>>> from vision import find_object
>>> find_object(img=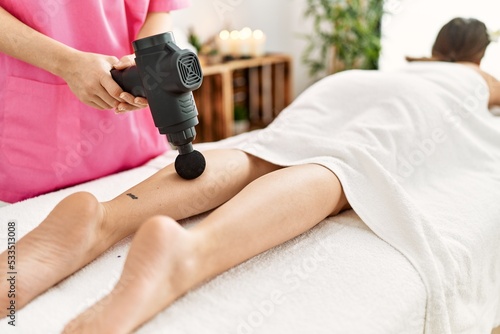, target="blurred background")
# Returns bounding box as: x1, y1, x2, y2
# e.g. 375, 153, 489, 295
172, 0, 500, 96
169, 0, 500, 142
